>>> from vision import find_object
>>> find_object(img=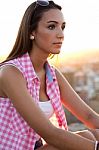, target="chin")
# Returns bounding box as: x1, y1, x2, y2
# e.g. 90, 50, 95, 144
52, 49, 61, 54
54, 50, 61, 54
